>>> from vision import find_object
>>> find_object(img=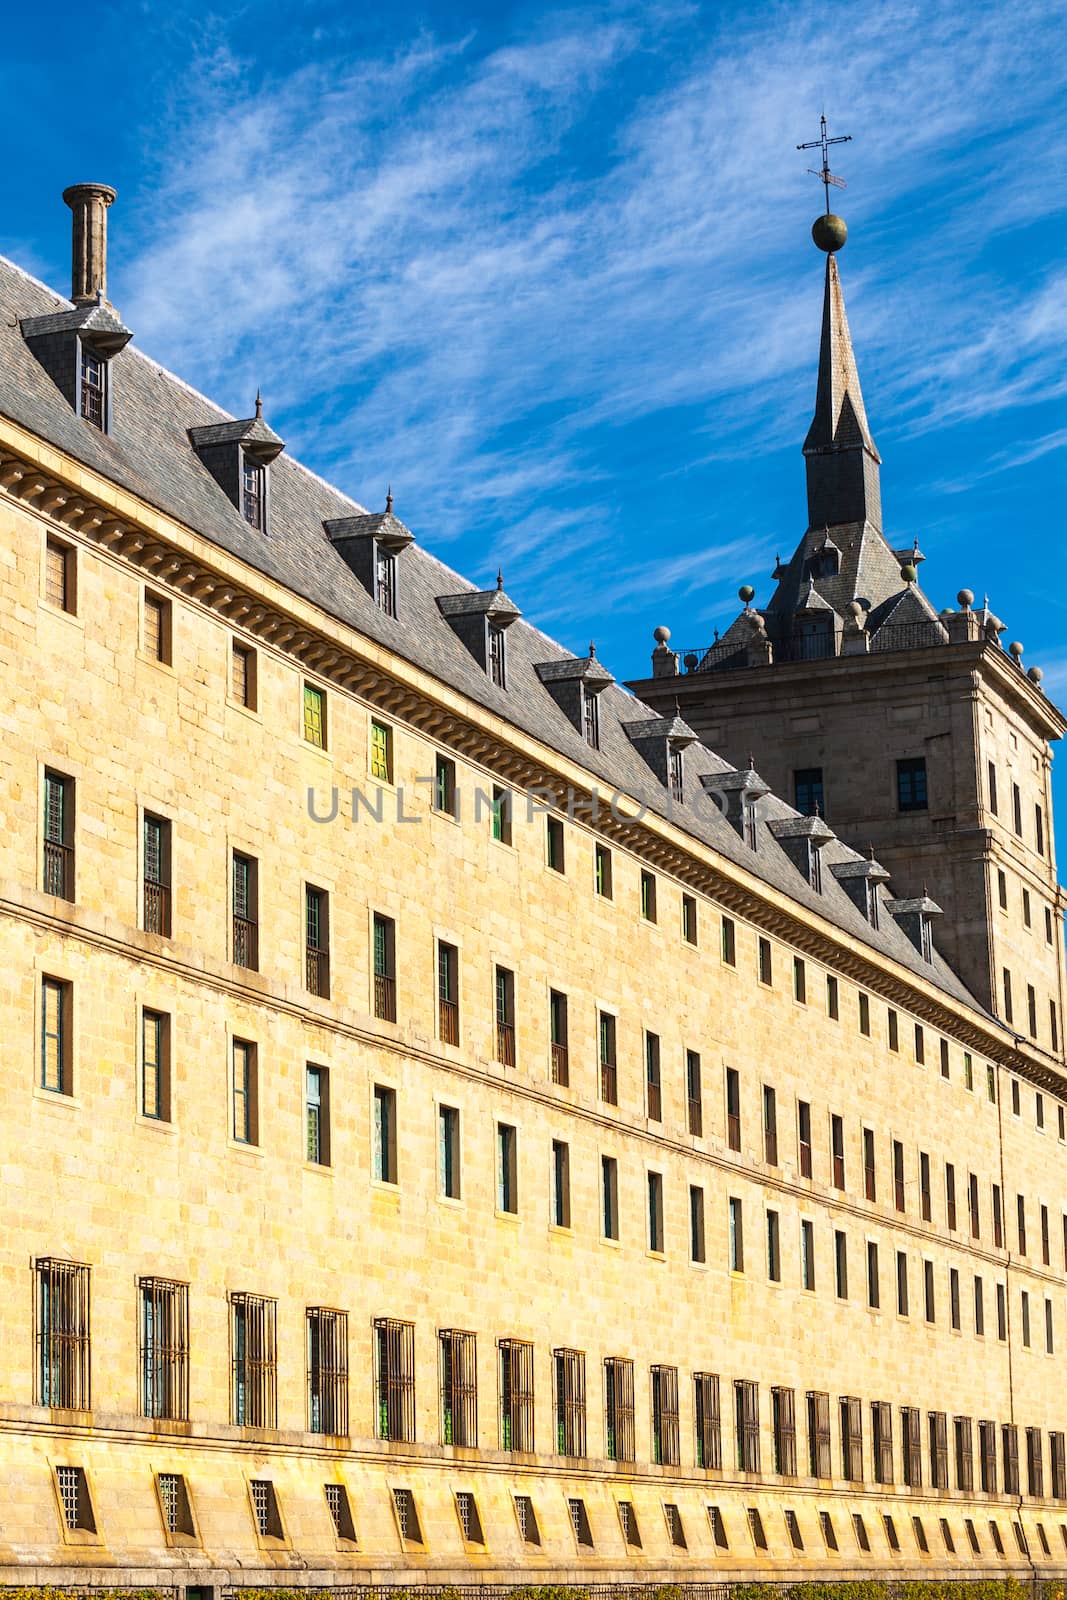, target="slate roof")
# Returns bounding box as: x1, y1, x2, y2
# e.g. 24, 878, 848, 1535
0, 251, 985, 1015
